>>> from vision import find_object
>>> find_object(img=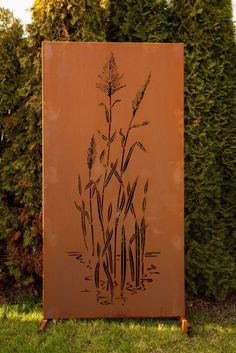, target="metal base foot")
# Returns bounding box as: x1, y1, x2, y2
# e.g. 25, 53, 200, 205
38, 319, 50, 332
179, 317, 191, 336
